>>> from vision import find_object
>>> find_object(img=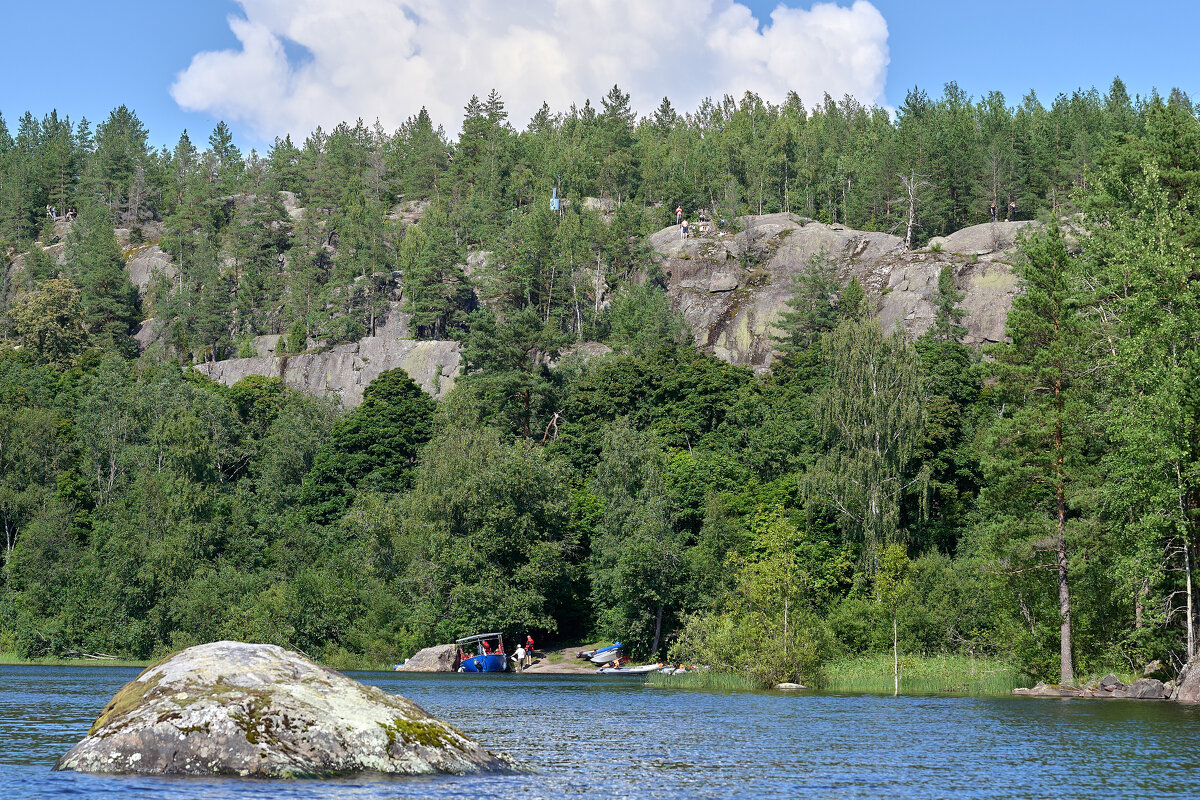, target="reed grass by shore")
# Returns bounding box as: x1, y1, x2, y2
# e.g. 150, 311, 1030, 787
645, 671, 760, 691
824, 653, 1025, 696
648, 653, 1025, 696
